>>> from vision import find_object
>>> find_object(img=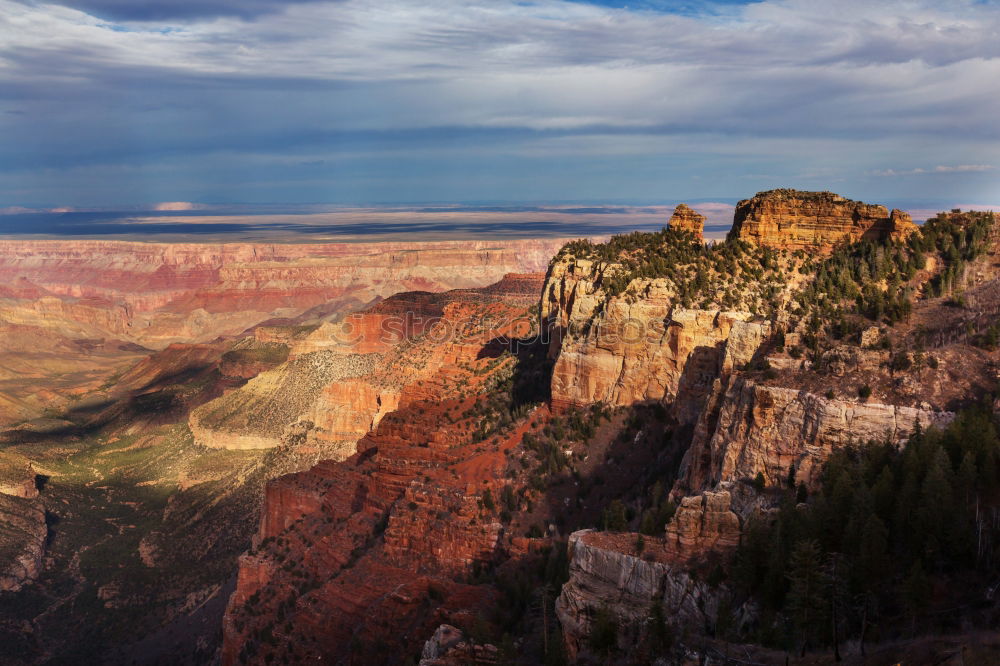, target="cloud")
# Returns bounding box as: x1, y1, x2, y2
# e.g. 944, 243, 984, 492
48, 0, 338, 22
1, 0, 999, 205
873, 164, 996, 176
153, 201, 202, 211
